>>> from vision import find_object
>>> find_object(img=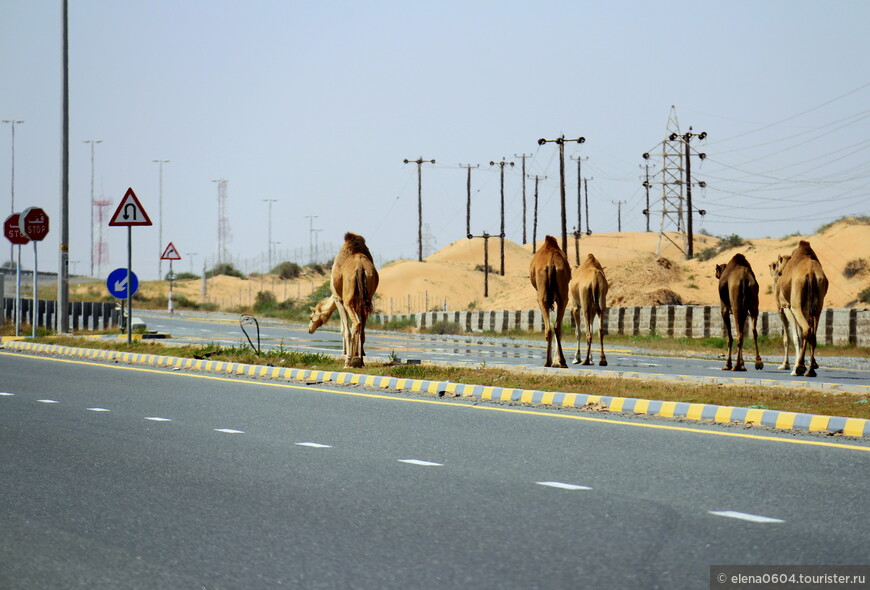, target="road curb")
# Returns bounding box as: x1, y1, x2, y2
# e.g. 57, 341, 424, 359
5, 340, 868, 439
